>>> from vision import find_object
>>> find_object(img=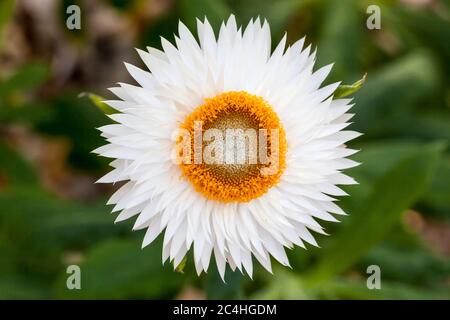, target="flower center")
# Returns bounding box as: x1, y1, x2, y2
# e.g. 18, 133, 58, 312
177, 91, 287, 203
